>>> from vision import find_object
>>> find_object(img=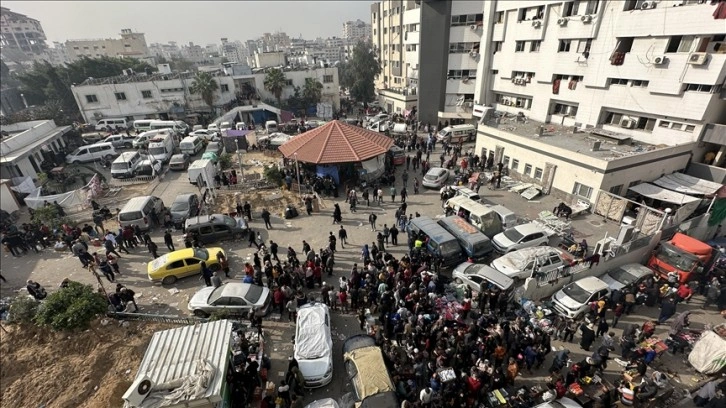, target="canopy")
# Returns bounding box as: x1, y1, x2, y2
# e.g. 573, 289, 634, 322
652, 173, 723, 196
343, 346, 394, 401
628, 183, 701, 205
688, 329, 726, 374
278, 120, 394, 164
